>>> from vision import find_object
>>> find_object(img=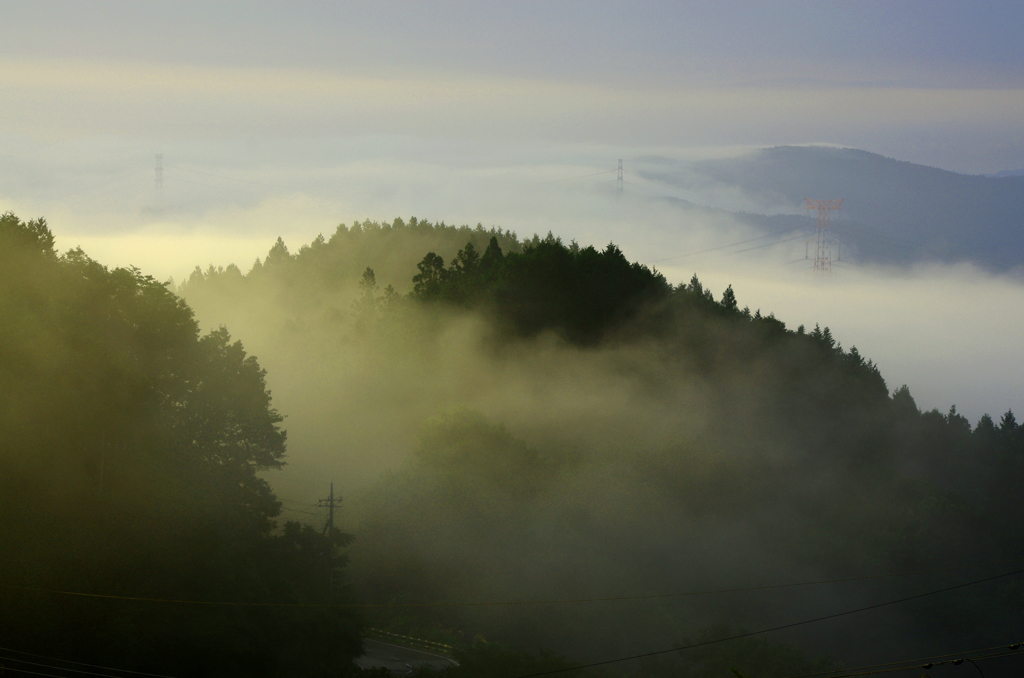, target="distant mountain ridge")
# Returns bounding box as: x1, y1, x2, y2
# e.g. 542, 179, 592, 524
983, 168, 1024, 178
641, 146, 1024, 271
